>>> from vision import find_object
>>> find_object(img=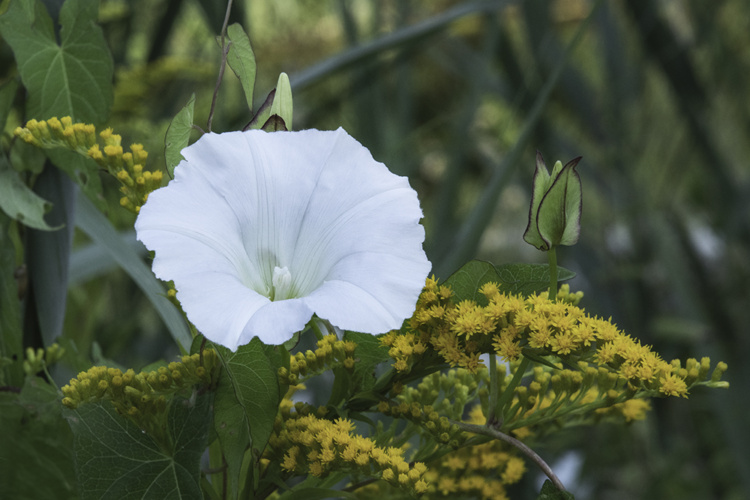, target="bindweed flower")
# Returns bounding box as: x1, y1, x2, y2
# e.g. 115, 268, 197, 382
523, 152, 582, 251
135, 128, 431, 350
